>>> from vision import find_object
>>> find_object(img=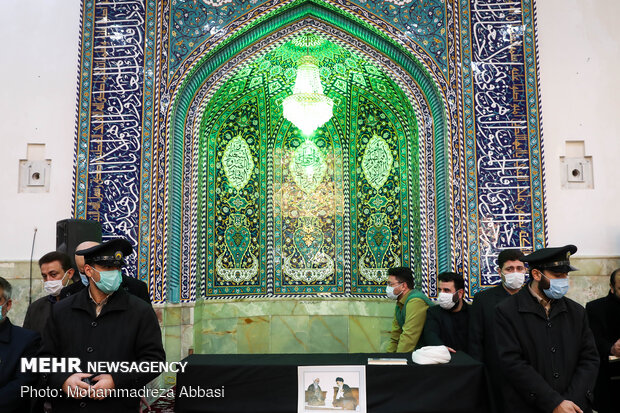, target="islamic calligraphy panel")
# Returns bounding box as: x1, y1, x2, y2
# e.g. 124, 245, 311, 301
466, 0, 543, 290
74, 0, 147, 281
222, 135, 254, 191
